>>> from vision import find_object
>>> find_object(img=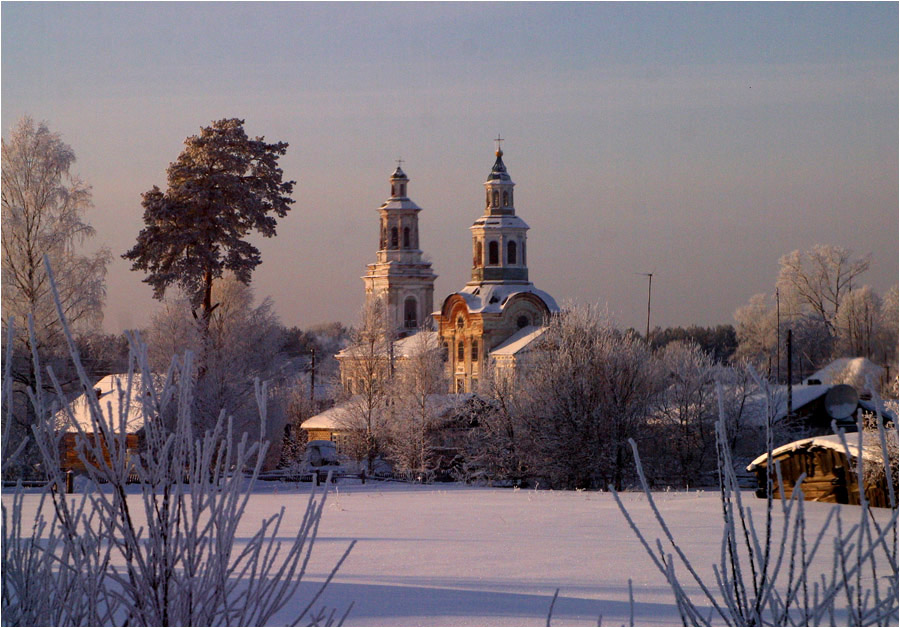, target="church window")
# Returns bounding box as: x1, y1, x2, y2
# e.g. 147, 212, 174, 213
457, 341, 465, 362
456, 316, 465, 330
522, 241, 526, 264
391, 227, 399, 248
403, 227, 411, 248
442, 342, 449, 361
502, 191, 509, 206
486, 191, 491, 208
474, 240, 482, 266
492, 190, 499, 207
404, 297, 417, 329
509, 190, 513, 206
507, 240, 517, 265
400, 183, 406, 196
456, 378, 465, 394
517, 315, 530, 329
380, 226, 386, 250
391, 184, 396, 197
471, 339, 478, 362
488, 241, 499, 265
346, 379, 353, 394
